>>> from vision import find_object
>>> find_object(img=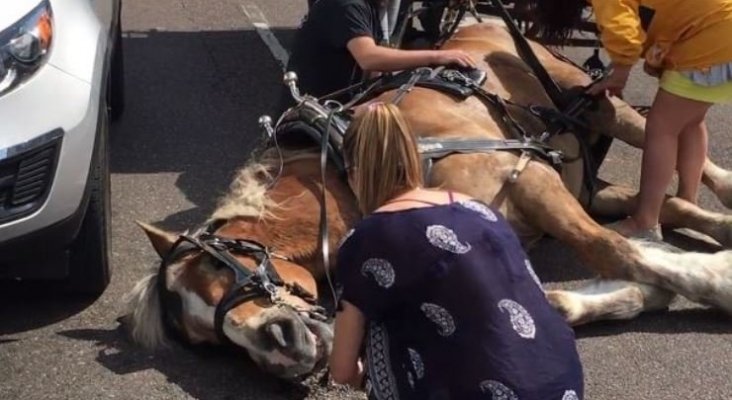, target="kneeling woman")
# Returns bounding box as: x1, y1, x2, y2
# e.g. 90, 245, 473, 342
329, 103, 584, 399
